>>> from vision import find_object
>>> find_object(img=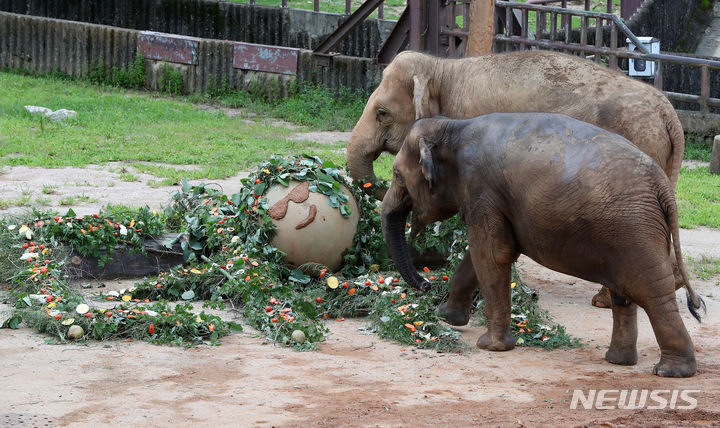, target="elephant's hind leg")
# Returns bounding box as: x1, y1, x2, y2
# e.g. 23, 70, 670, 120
644, 292, 697, 377
631, 271, 697, 377
605, 291, 638, 366
437, 256, 478, 326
